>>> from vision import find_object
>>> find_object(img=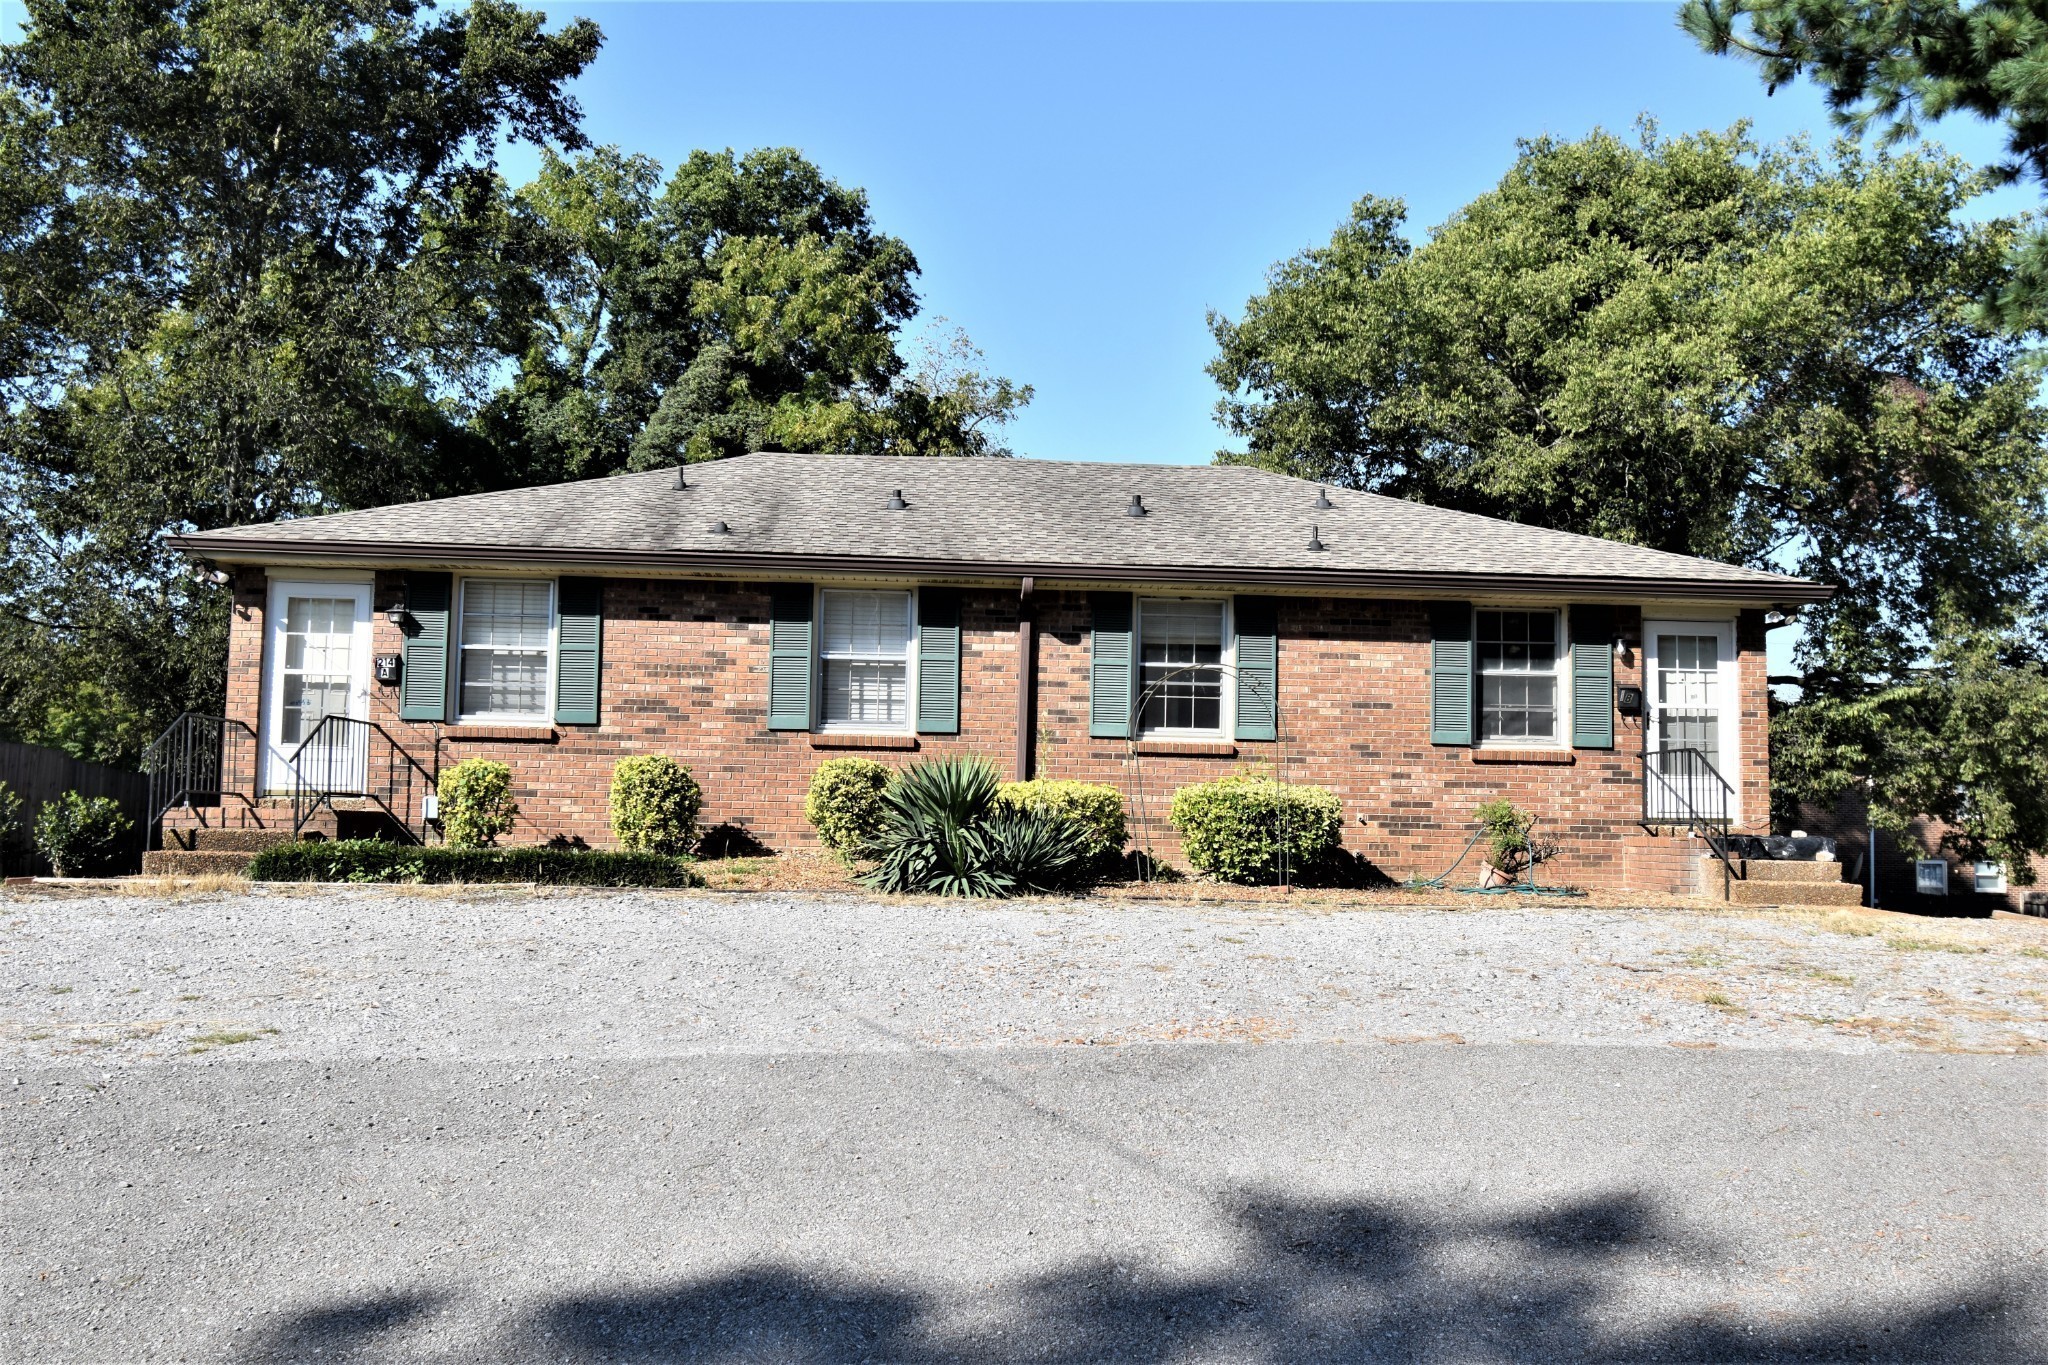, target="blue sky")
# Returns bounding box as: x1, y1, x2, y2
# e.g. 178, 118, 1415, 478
506, 1, 2028, 466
